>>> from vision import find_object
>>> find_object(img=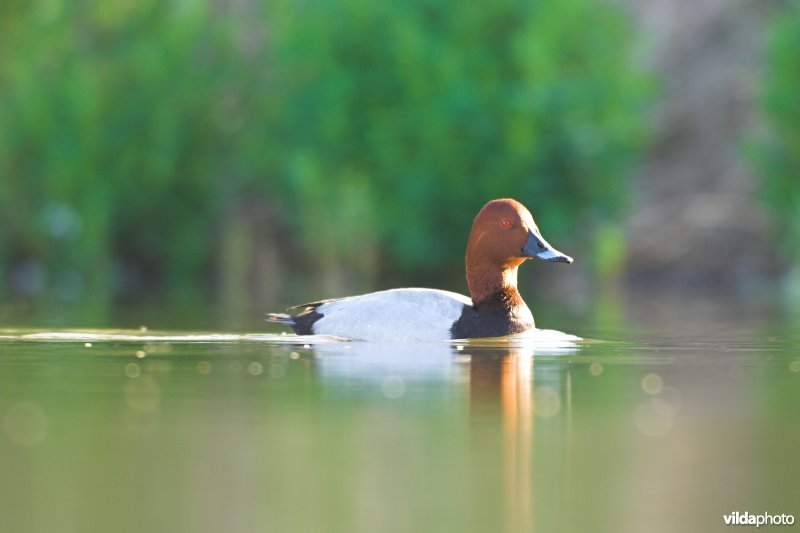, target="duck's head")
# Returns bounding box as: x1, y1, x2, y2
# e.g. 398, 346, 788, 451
466, 198, 573, 270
